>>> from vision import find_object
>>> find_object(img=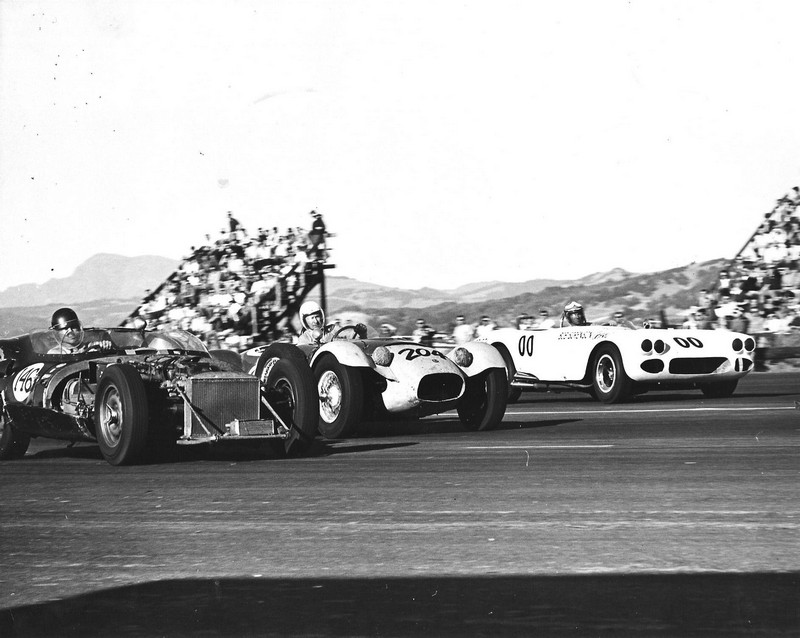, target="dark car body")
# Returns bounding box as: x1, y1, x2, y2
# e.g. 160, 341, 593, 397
0, 327, 317, 465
